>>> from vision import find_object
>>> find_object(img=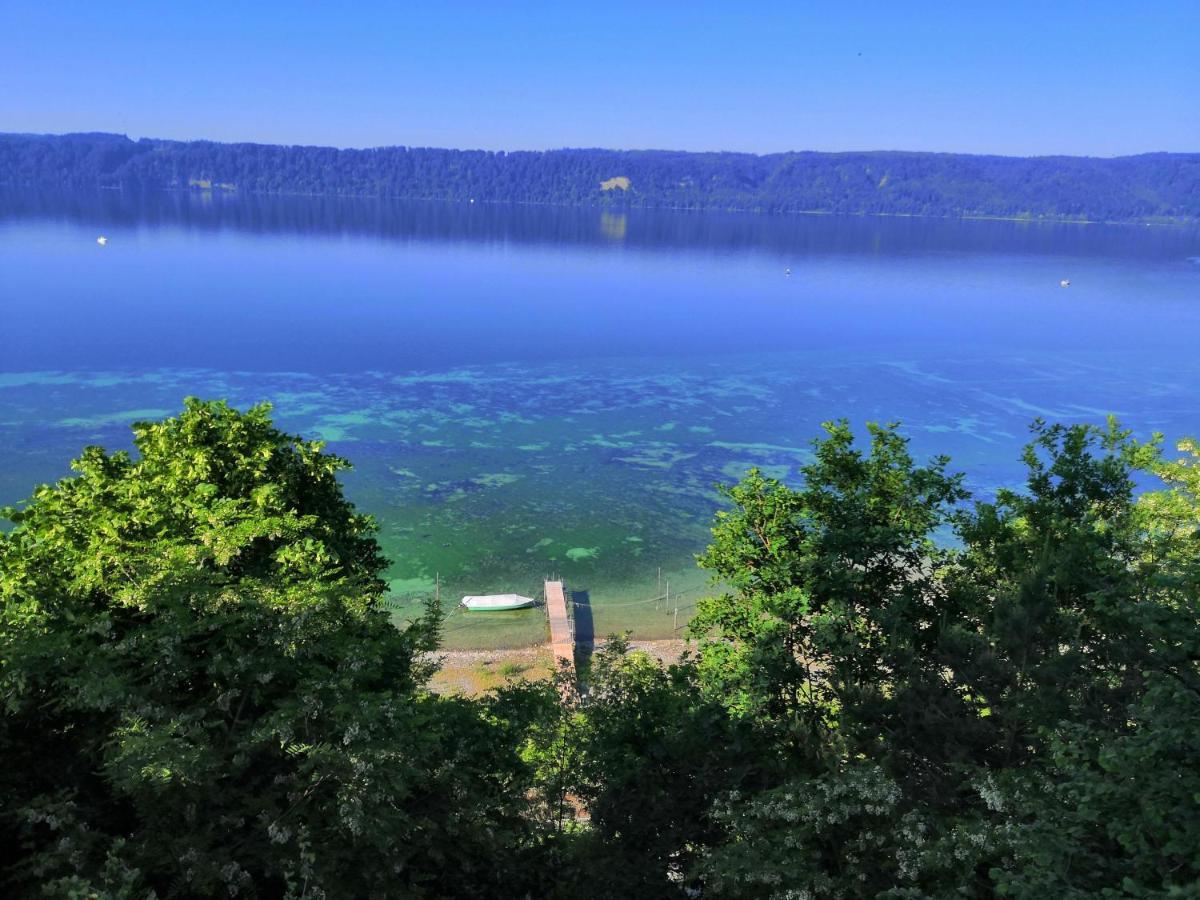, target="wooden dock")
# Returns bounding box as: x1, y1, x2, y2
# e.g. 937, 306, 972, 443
544, 580, 574, 673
